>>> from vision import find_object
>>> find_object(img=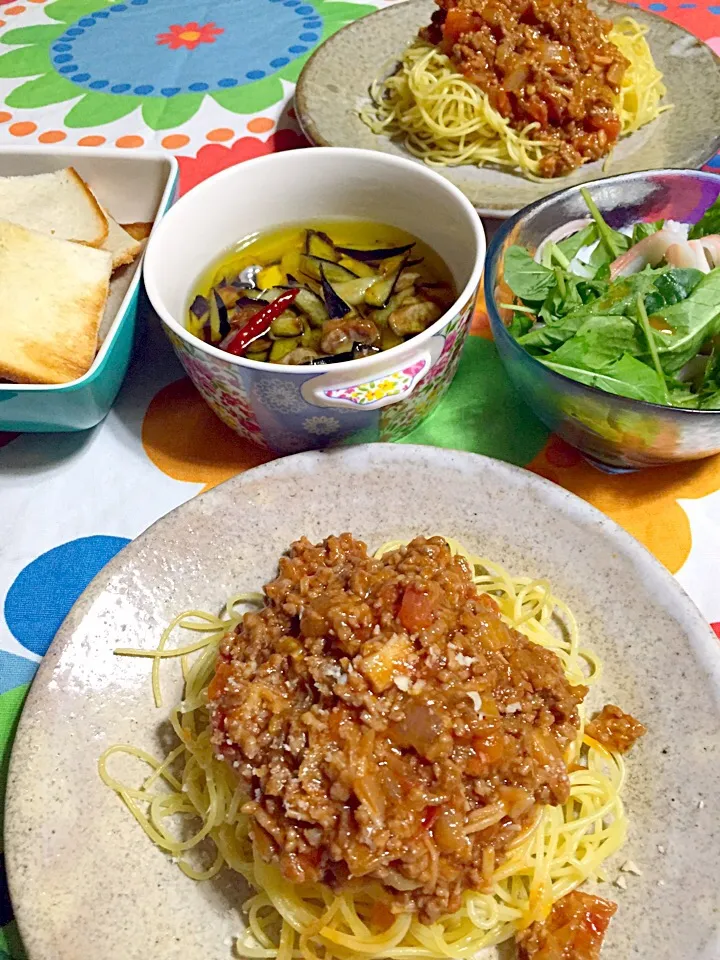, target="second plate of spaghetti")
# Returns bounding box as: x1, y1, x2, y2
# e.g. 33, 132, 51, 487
5, 445, 720, 960
295, 0, 720, 215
